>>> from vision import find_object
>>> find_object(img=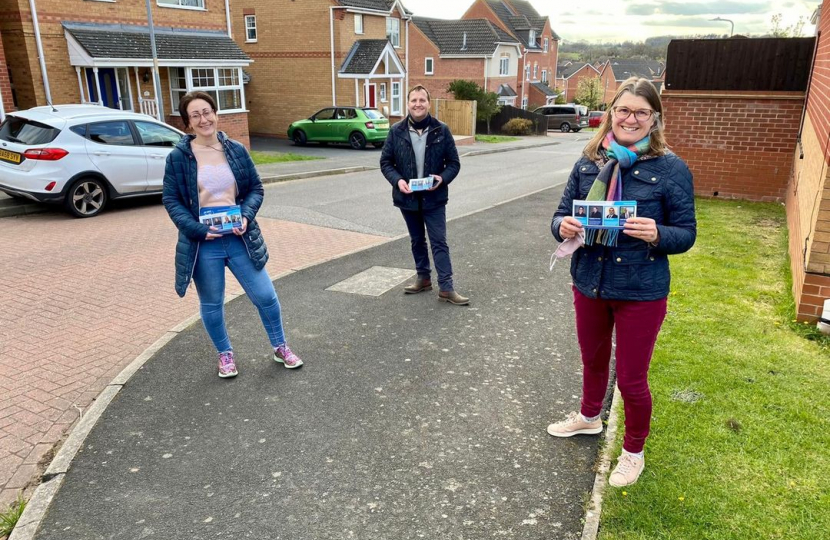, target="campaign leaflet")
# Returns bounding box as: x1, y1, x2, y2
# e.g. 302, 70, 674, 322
408, 177, 434, 191
199, 205, 243, 235
573, 200, 637, 229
